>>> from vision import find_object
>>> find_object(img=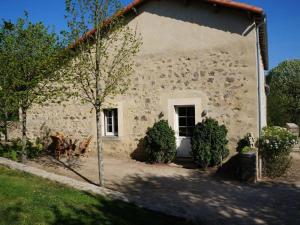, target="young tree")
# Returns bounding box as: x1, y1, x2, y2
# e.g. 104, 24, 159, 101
0, 73, 18, 142
0, 15, 66, 161
267, 60, 300, 127
64, 0, 141, 186
0, 21, 20, 142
